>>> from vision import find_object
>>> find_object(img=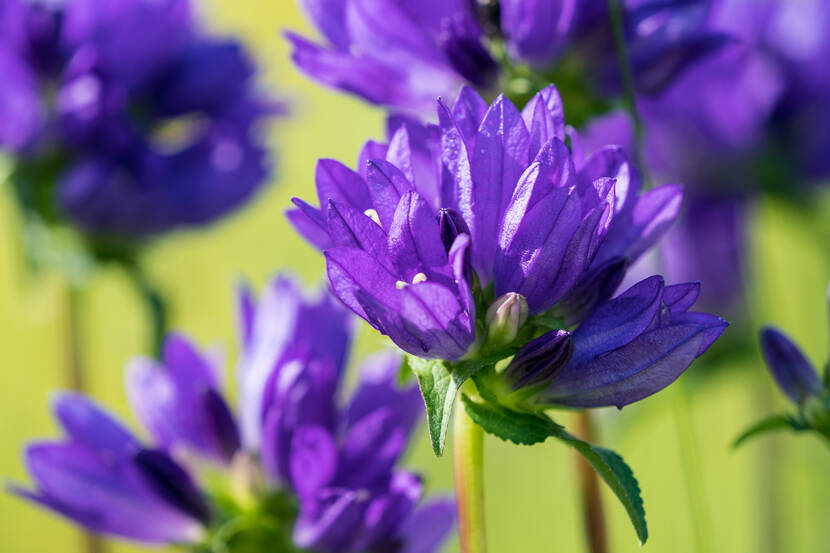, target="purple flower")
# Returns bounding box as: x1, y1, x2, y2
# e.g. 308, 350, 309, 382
127, 333, 241, 465
760, 327, 823, 405
9, 393, 209, 544
568, 0, 732, 95
286, 0, 728, 112
13, 275, 455, 553
0, 0, 276, 238
236, 276, 456, 553
290, 85, 686, 359
594, 0, 830, 312
535, 276, 728, 407
286, 0, 495, 114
